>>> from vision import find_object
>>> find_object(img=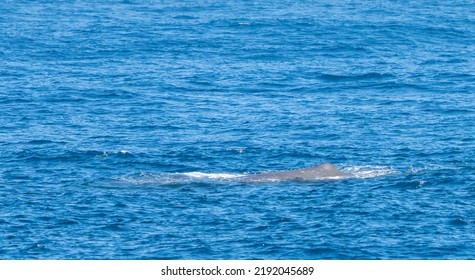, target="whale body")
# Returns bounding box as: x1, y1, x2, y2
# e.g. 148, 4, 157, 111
244, 163, 350, 181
